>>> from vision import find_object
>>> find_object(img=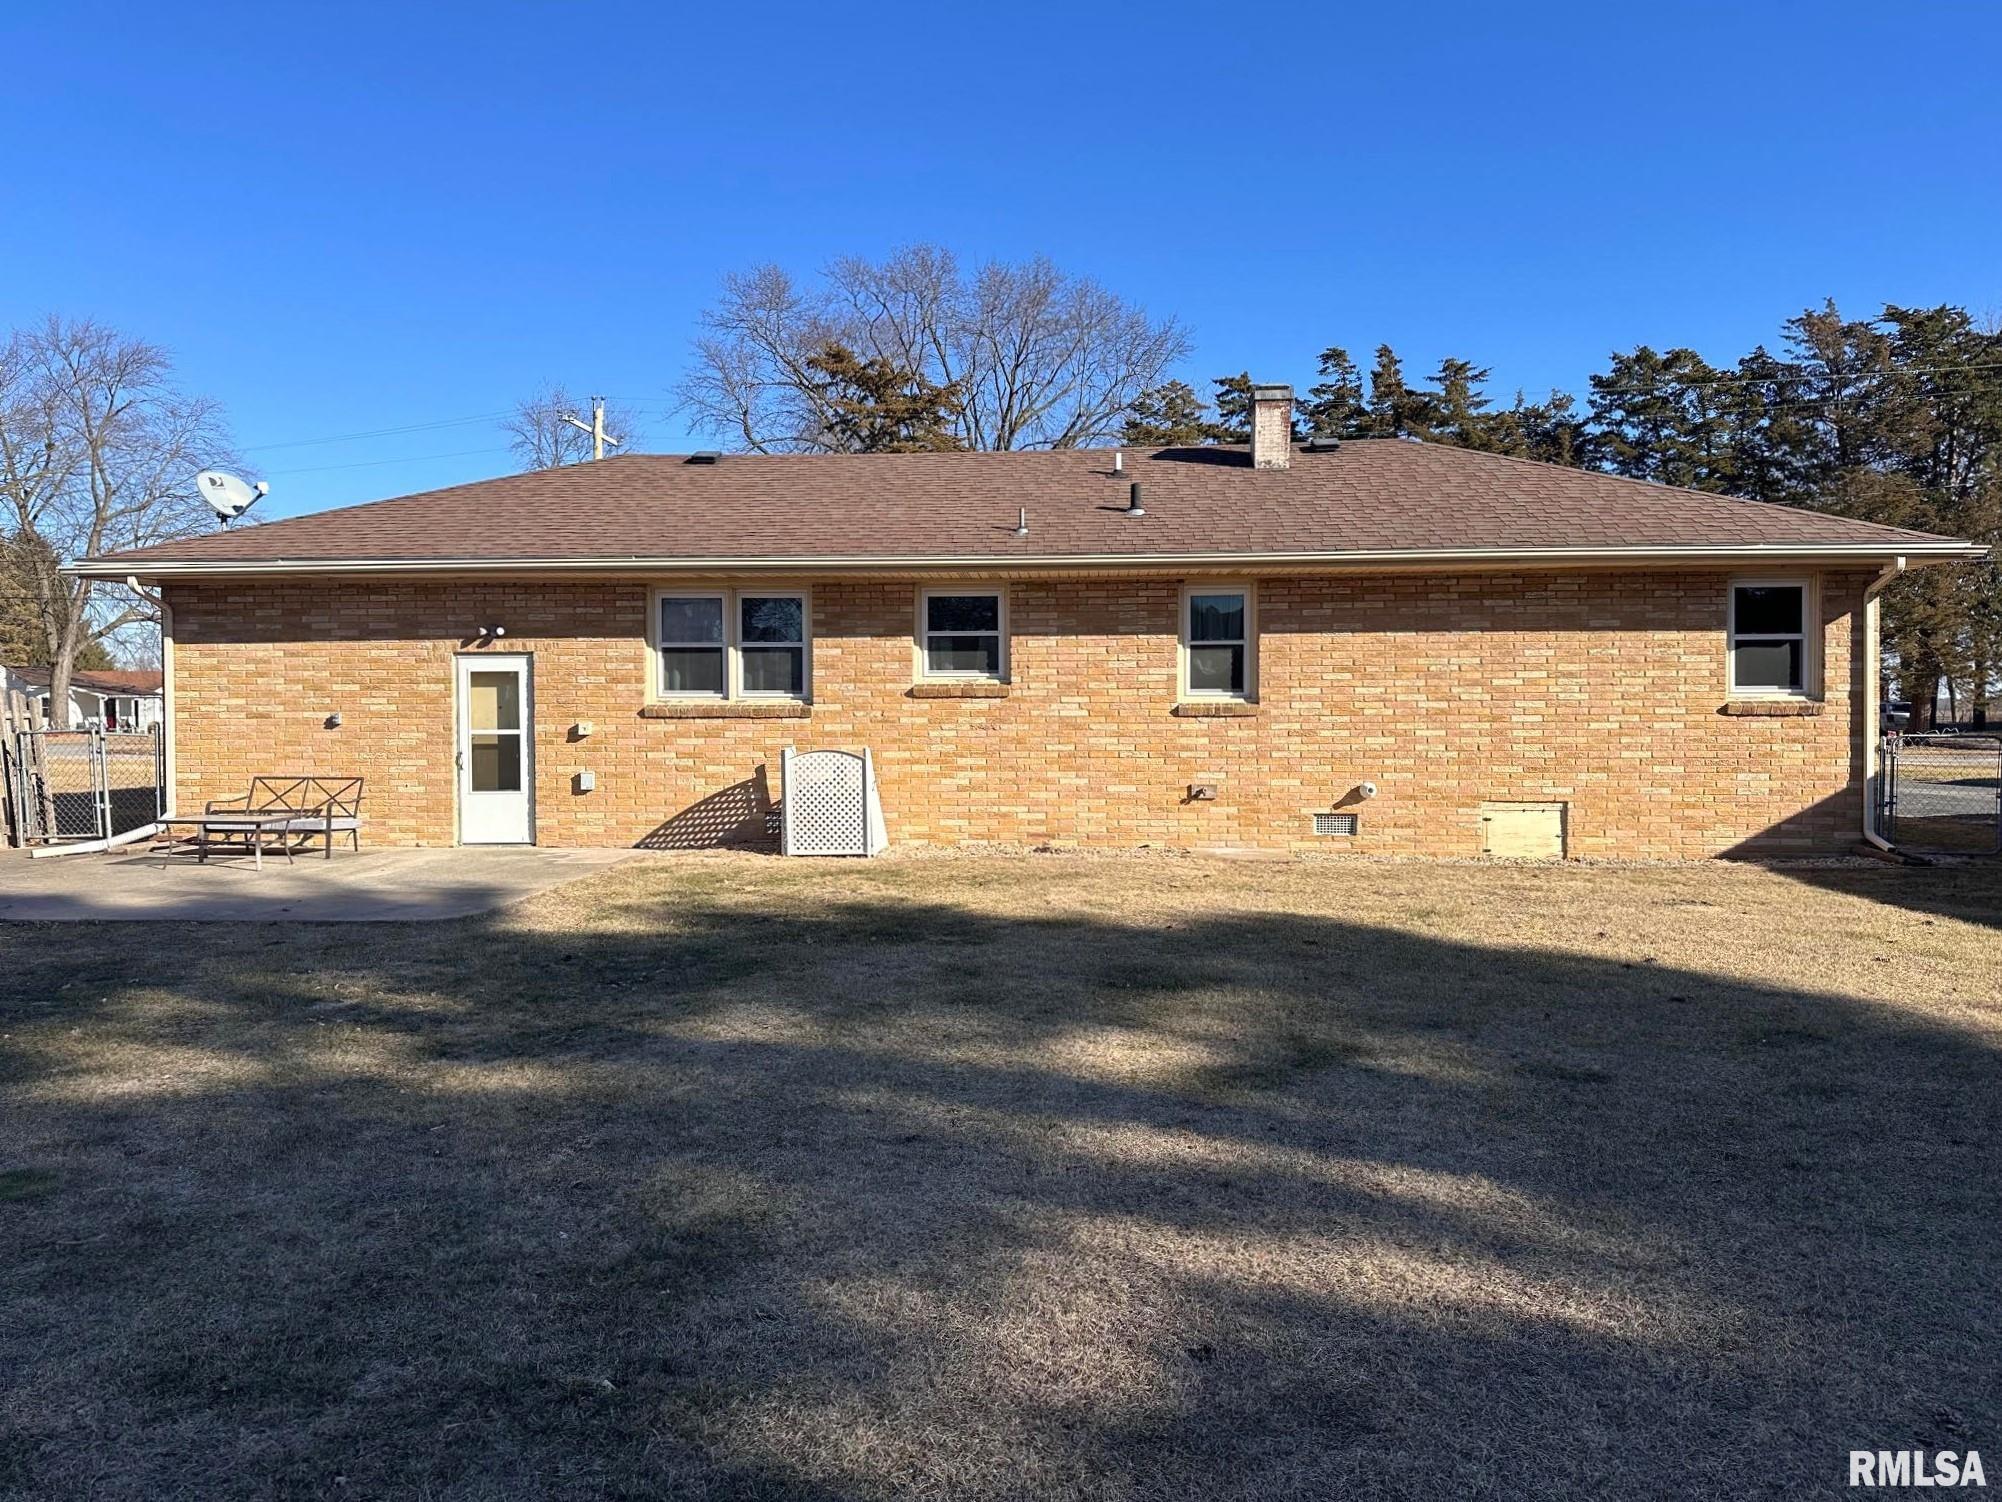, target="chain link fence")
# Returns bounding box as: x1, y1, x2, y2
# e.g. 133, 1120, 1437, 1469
1880, 733, 2002, 855
4, 729, 165, 846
